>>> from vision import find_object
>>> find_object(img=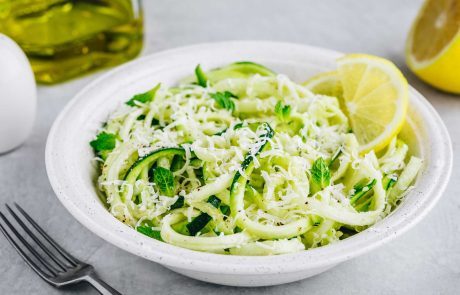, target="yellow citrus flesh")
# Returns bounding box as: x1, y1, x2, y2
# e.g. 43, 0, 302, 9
303, 71, 343, 98
406, 0, 460, 93
337, 54, 409, 153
